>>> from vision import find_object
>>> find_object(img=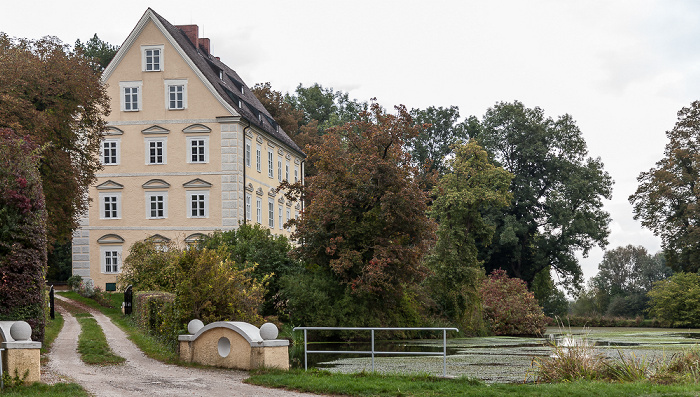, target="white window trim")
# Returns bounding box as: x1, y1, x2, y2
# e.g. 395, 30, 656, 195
145, 137, 168, 165
278, 159, 282, 182
101, 138, 121, 165
294, 165, 299, 183
256, 197, 262, 224
256, 144, 262, 173
145, 191, 168, 219
245, 139, 251, 168
142, 45, 164, 72
164, 79, 188, 110
268, 199, 274, 228
268, 150, 274, 178
285, 161, 290, 182
278, 205, 283, 229
99, 192, 122, 220
101, 246, 122, 274
119, 81, 142, 112
187, 190, 209, 218
245, 193, 252, 221
186, 136, 209, 164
